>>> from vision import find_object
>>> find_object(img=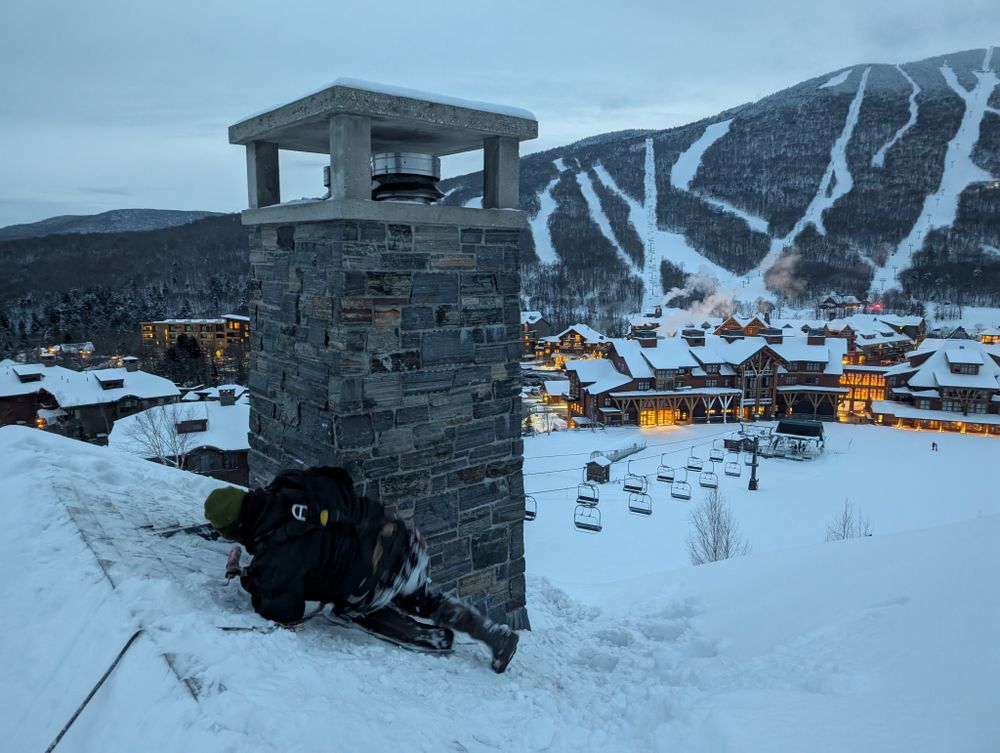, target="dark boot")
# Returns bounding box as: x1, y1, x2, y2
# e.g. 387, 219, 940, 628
430, 595, 519, 673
